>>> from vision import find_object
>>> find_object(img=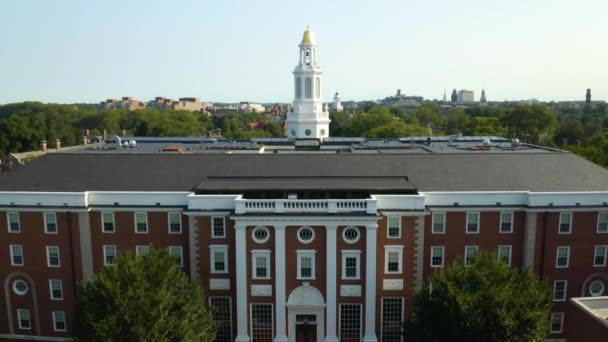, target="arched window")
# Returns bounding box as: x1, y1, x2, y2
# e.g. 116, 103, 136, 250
295, 77, 302, 99
315, 77, 320, 99
305, 77, 312, 98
